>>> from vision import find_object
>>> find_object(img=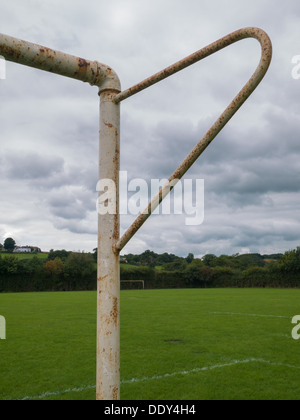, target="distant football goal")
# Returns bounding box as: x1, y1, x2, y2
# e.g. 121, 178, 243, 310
120, 280, 145, 290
